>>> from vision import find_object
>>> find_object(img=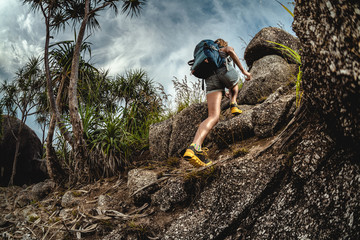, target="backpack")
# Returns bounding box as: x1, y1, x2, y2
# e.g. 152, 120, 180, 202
188, 39, 226, 79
